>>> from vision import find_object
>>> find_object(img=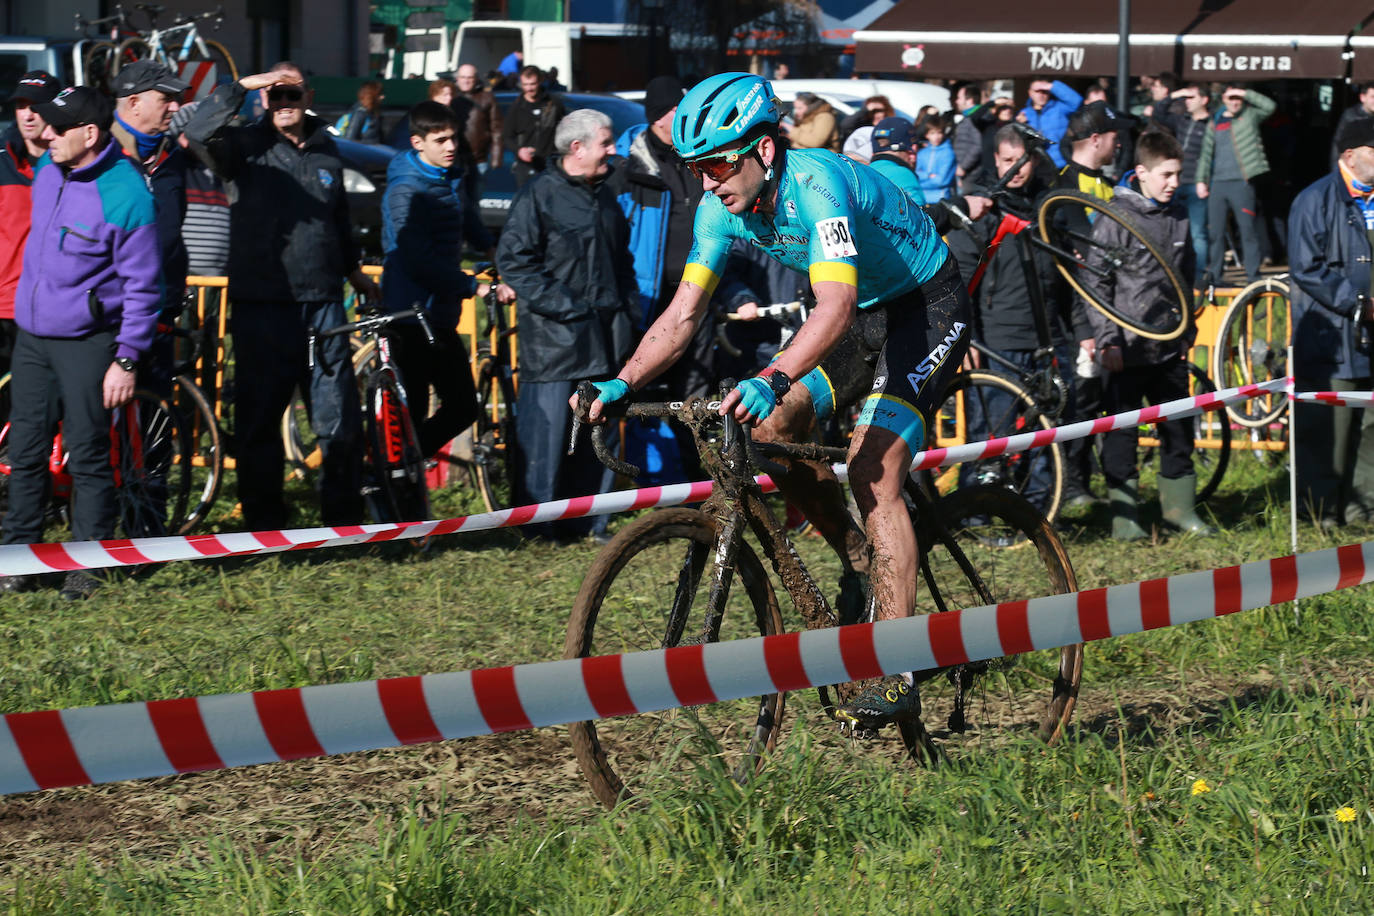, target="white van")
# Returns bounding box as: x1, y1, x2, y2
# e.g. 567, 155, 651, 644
450, 21, 664, 92
775, 78, 951, 119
